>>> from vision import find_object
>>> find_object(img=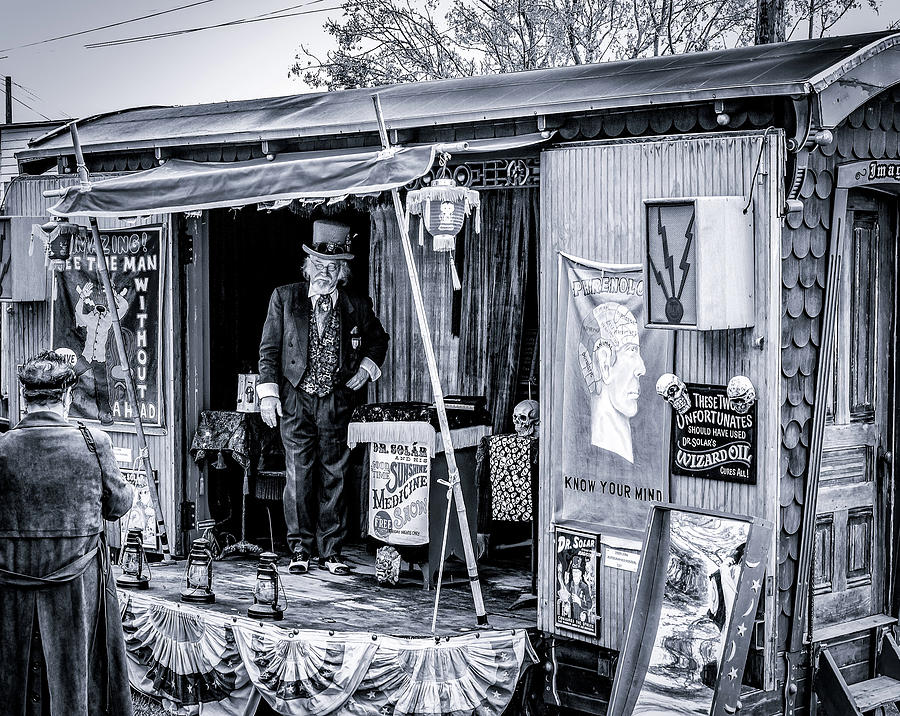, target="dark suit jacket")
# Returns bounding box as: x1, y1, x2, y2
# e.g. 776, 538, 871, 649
259, 281, 389, 392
